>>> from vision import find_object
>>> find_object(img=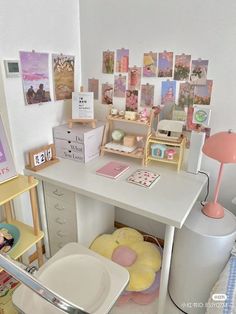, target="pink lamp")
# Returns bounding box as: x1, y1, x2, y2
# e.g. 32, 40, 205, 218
202, 130, 236, 219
